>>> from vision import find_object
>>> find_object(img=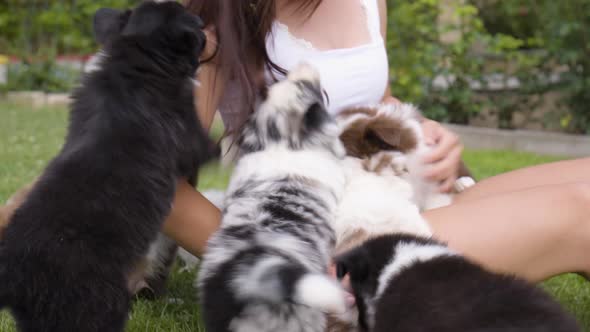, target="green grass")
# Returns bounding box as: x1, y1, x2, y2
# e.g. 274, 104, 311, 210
0, 101, 588, 330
